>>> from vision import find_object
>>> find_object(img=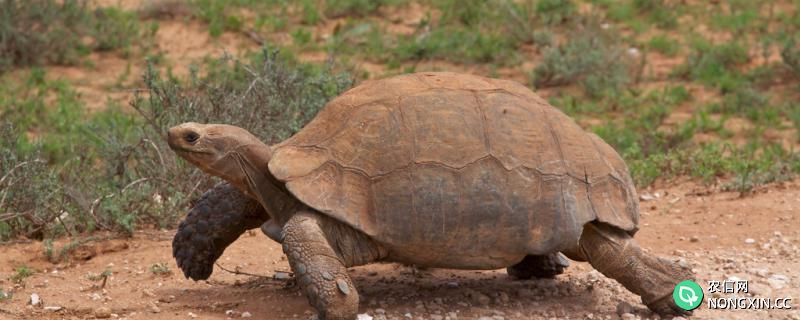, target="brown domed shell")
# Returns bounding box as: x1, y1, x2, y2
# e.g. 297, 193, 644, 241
269, 72, 638, 256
